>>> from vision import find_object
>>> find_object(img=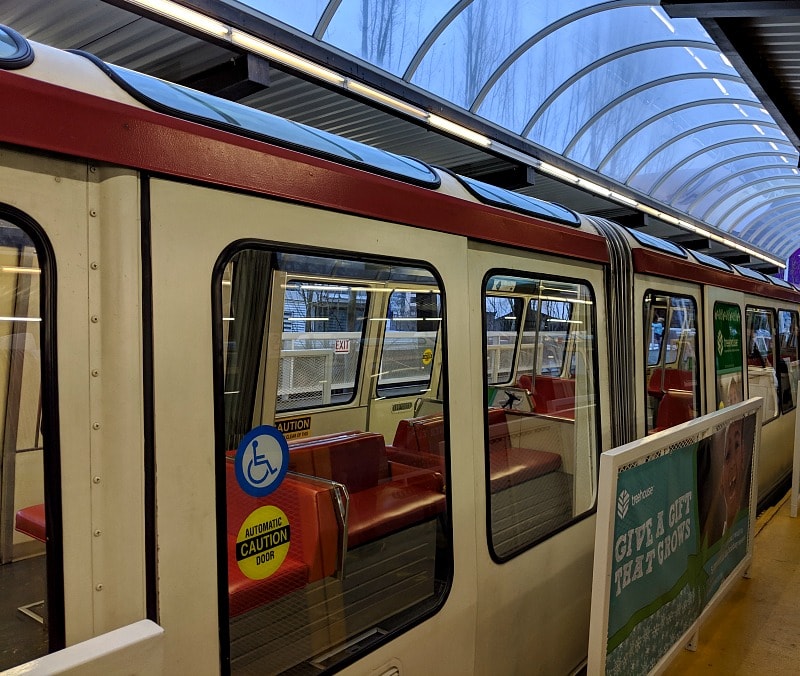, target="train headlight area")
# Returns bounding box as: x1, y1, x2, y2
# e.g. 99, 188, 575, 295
0, 22, 799, 676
